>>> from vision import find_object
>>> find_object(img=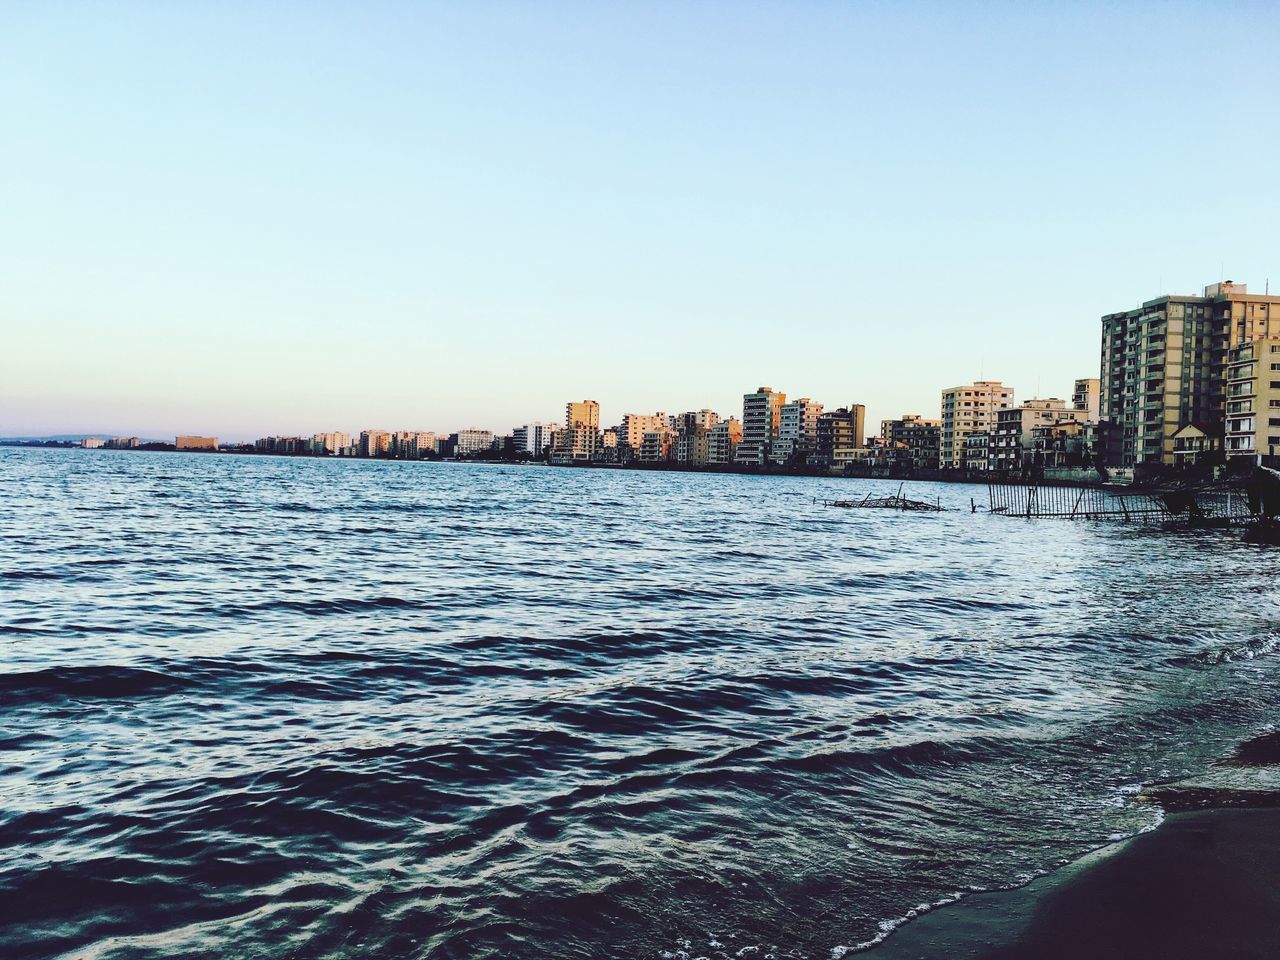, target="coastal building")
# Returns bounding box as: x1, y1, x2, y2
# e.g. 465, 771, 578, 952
106, 437, 142, 449
513, 422, 558, 458
963, 431, 990, 471
1224, 337, 1280, 461
707, 418, 742, 464
551, 400, 601, 464
310, 432, 350, 455
940, 381, 1014, 468
637, 428, 675, 463
989, 399, 1090, 473
359, 429, 391, 457
1100, 281, 1280, 468
455, 429, 495, 457
255, 436, 306, 454
773, 398, 823, 465
176, 436, 218, 450
734, 387, 785, 465
815, 405, 866, 469
618, 412, 669, 458
1073, 378, 1101, 420
81, 437, 104, 449
880, 415, 941, 470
